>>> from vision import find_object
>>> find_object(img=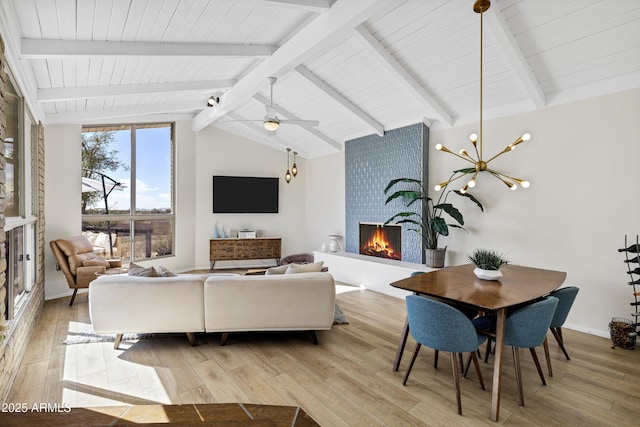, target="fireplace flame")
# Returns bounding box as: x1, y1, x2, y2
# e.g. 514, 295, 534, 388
360, 225, 401, 260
